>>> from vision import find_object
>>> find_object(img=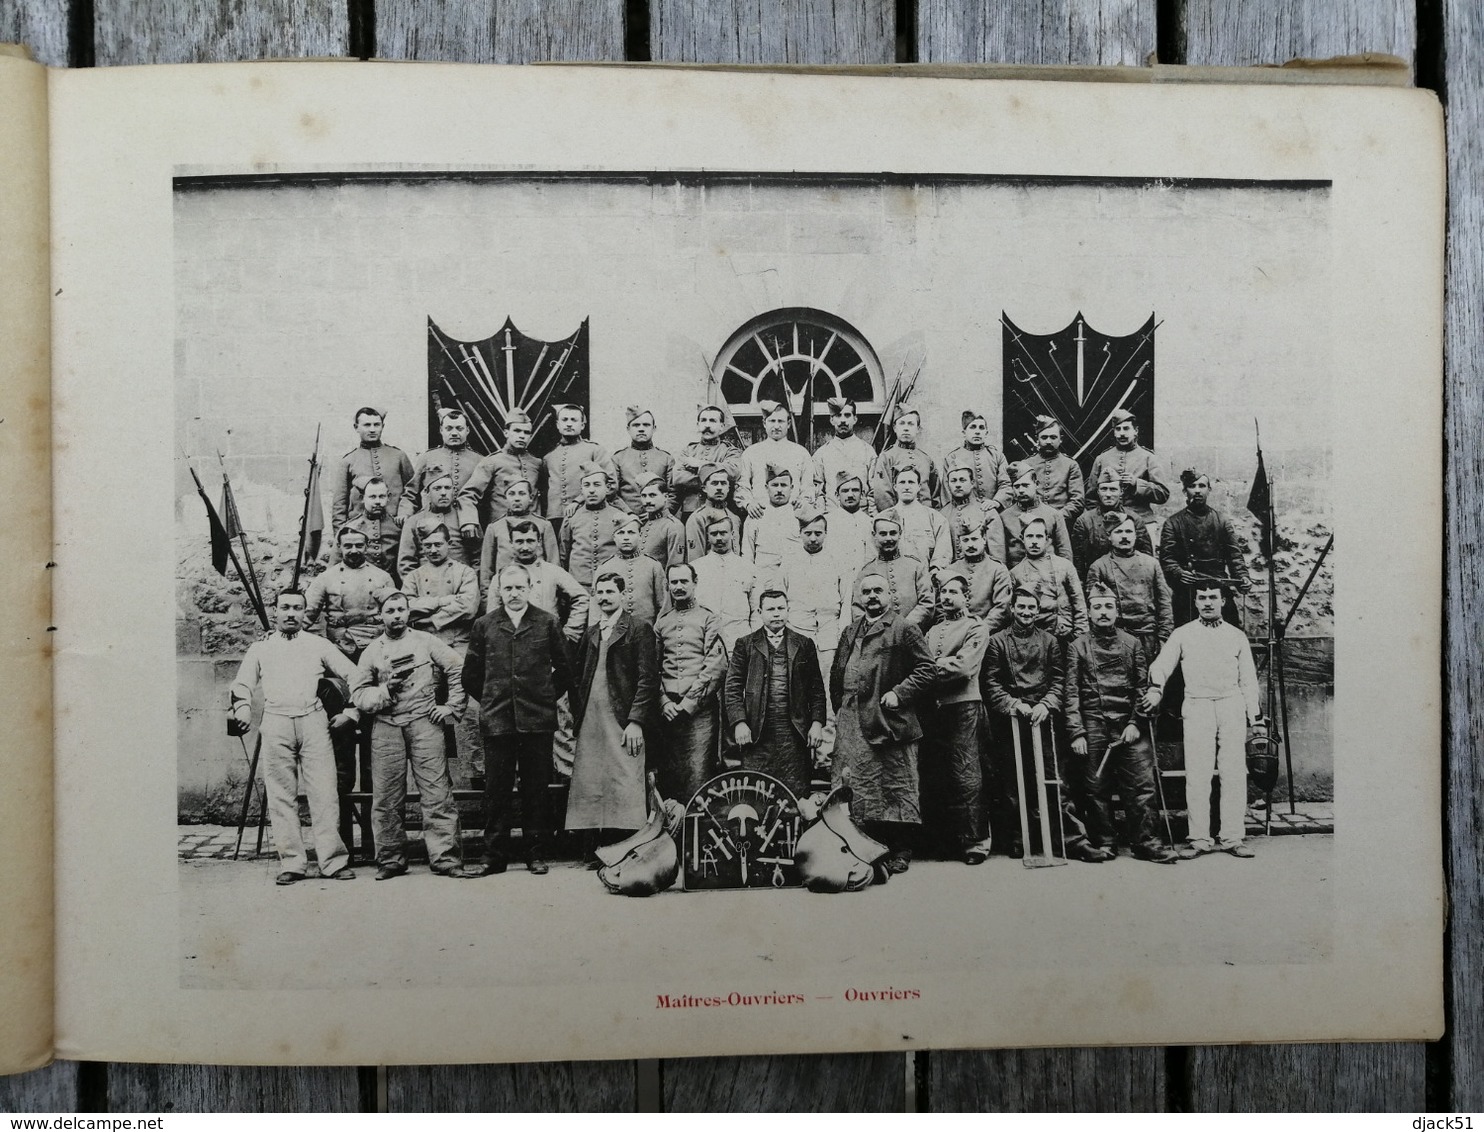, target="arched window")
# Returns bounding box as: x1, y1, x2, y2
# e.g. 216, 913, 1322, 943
713, 308, 885, 447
